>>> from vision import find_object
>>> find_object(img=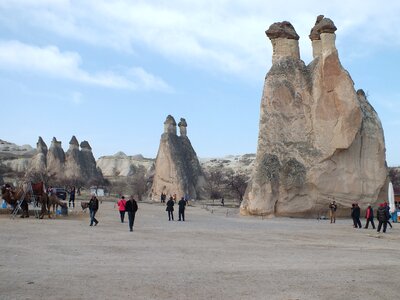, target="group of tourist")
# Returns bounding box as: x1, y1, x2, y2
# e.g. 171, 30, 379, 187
89, 192, 188, 232
114, 195, 139, 232
165, 196, 187, 221
328, 200, 395, 233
